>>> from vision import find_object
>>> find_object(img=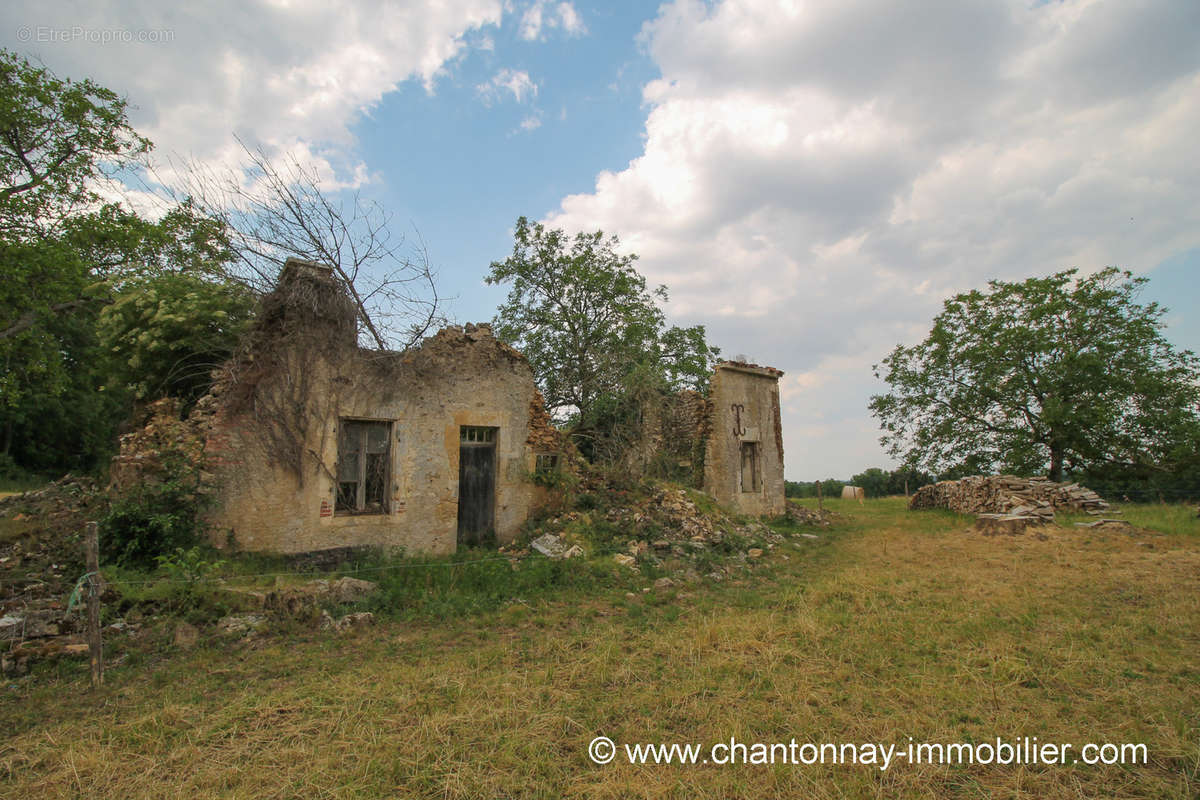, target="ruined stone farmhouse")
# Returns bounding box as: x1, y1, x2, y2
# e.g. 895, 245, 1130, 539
122, 258, 787, 556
